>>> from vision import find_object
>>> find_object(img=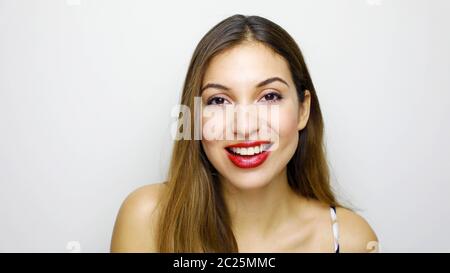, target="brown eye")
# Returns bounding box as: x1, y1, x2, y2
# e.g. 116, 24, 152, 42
207, 96, 229, 105
260, 92, 283, 103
